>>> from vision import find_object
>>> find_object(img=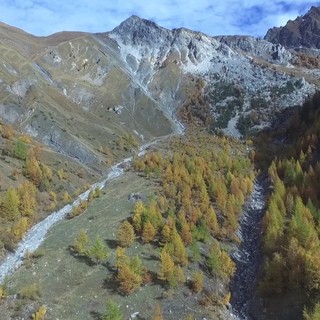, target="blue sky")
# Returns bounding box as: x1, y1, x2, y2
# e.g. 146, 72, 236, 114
1, 0, 320, 37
